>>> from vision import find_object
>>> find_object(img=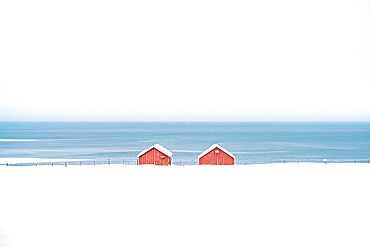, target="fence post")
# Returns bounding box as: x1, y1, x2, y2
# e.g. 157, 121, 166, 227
108, 159, 110, 165
123, 159, 124, 165
65, 162, 67, 167
21, 163, 22, 167
94, 161, 95, 166
52, 163, 53, 167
